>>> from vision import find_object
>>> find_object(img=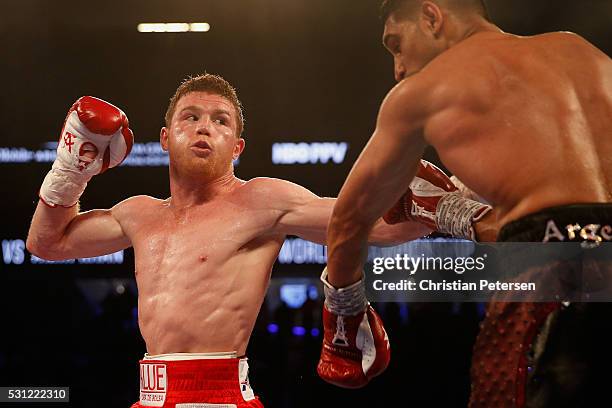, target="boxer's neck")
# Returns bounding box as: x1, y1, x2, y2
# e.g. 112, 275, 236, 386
447, 19, 503, 49
169, 169, 240, 208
